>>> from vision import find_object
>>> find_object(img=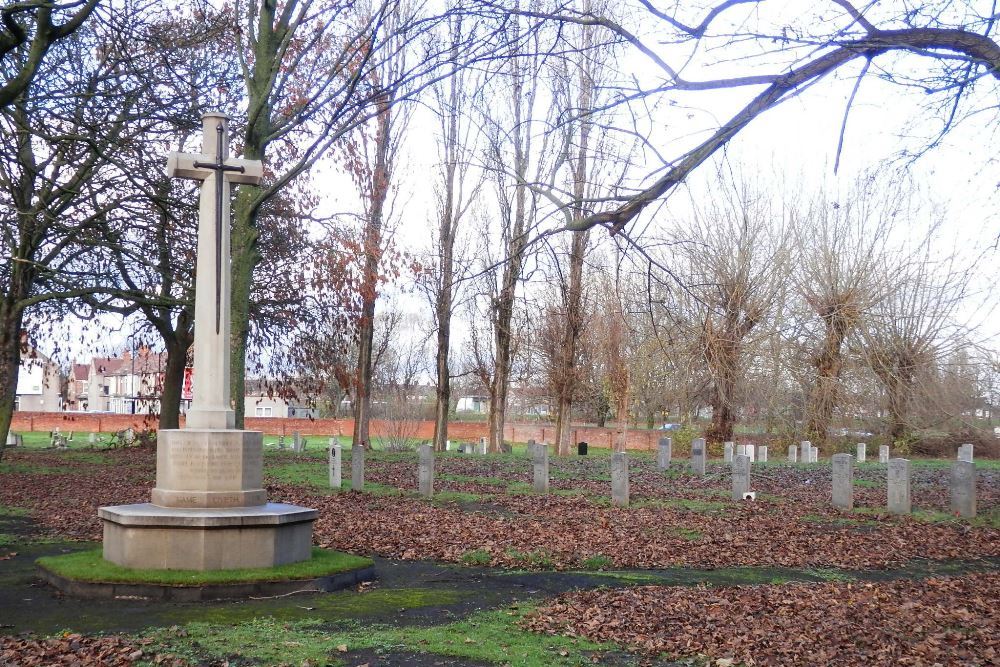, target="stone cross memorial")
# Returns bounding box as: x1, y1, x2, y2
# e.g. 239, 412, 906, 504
99, 114, 316, 571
